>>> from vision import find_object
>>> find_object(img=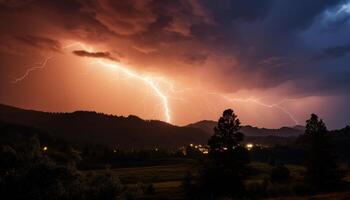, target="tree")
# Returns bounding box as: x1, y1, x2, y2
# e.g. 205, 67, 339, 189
198, 109, 249, 198
208, 109, 243, 153
303, 114, 343, 190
